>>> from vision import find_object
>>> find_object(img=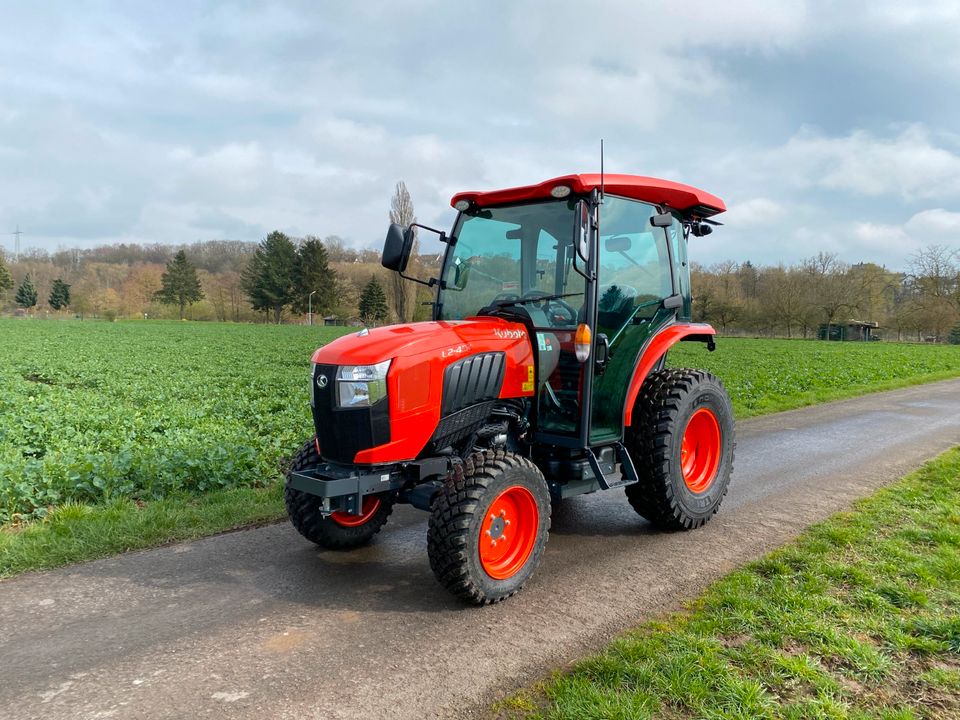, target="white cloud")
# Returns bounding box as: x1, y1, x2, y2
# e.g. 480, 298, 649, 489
1, 0, 959, 275
770, 125, 960, 200
904, 208, 960, 238
723, 198, 786, 227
